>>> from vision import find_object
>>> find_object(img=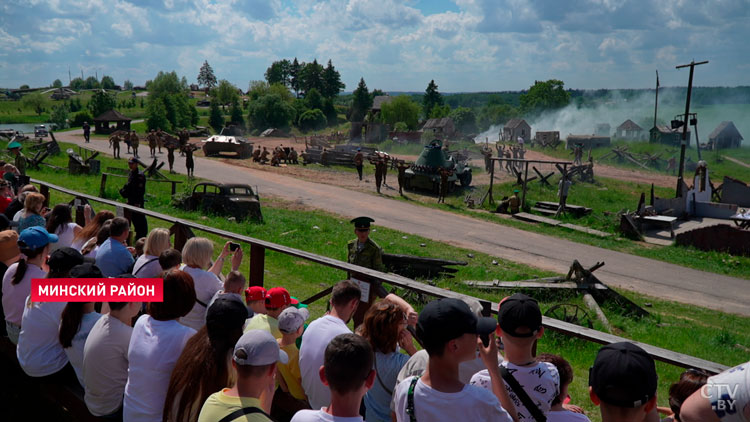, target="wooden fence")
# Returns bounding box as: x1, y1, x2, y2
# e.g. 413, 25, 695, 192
31, 177, 730, 375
